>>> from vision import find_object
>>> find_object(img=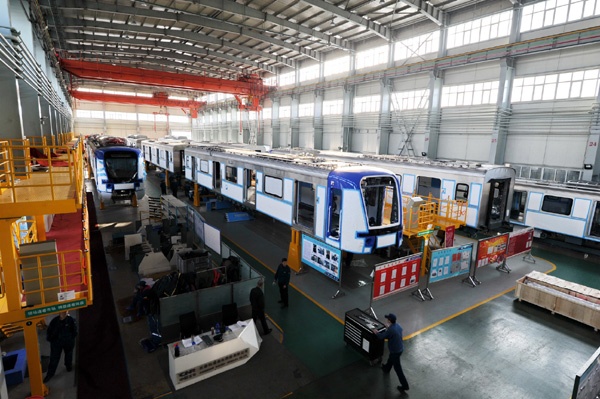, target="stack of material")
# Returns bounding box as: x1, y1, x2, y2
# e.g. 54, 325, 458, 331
515, 271, 600, 330
176, 250, 210, 273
